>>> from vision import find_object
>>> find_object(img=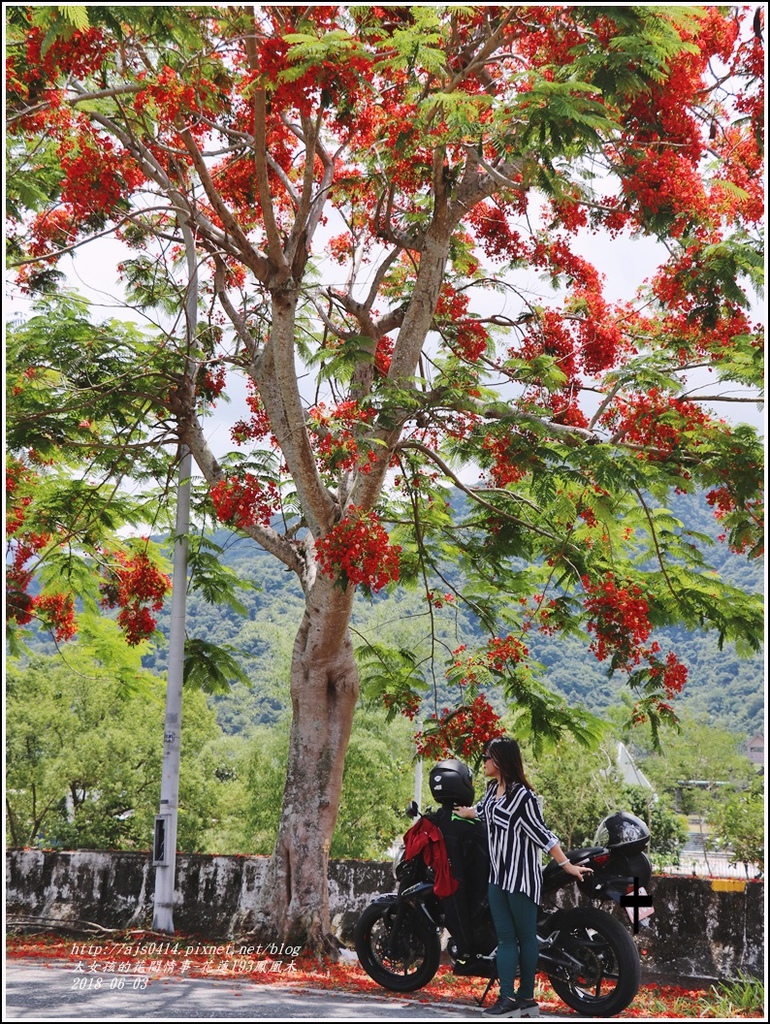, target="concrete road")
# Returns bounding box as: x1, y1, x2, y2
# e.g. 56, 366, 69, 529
4, 960, 574, 1021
